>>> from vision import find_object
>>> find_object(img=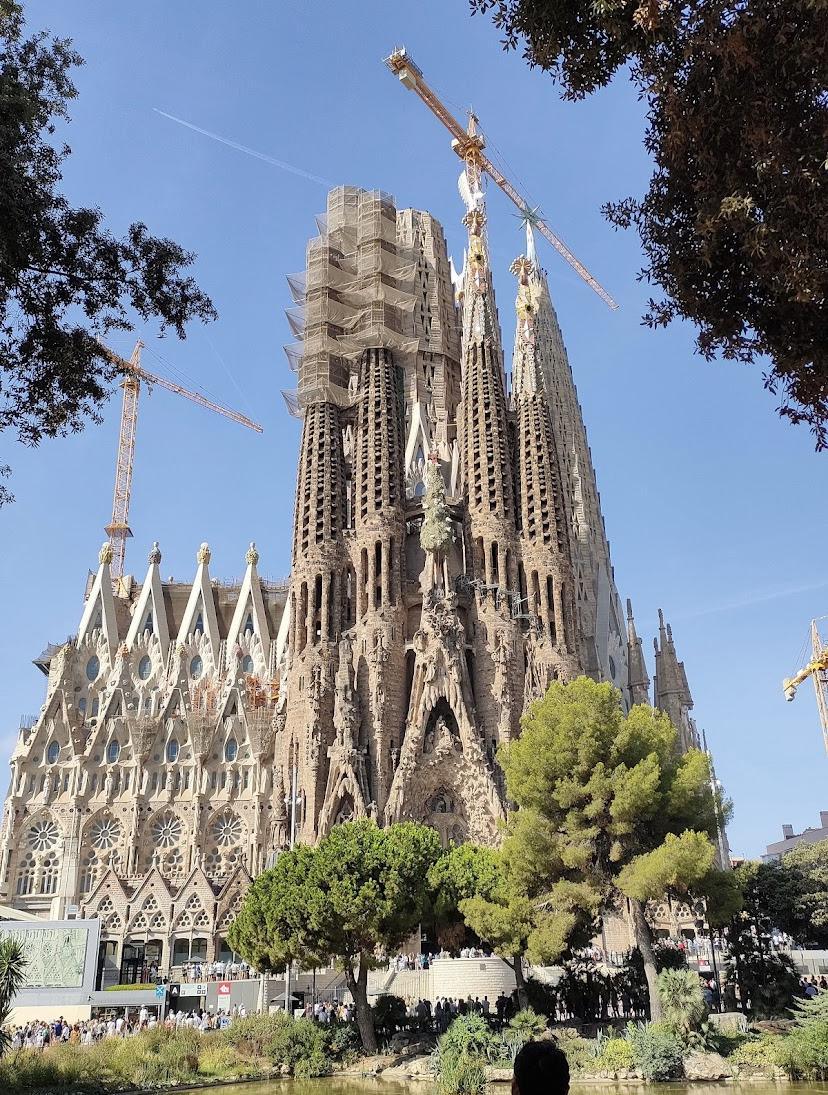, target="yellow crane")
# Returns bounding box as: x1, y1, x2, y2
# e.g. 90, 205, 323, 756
384, 46, 618, 311
783, 618, 828, 754
101, 340, 263, 582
